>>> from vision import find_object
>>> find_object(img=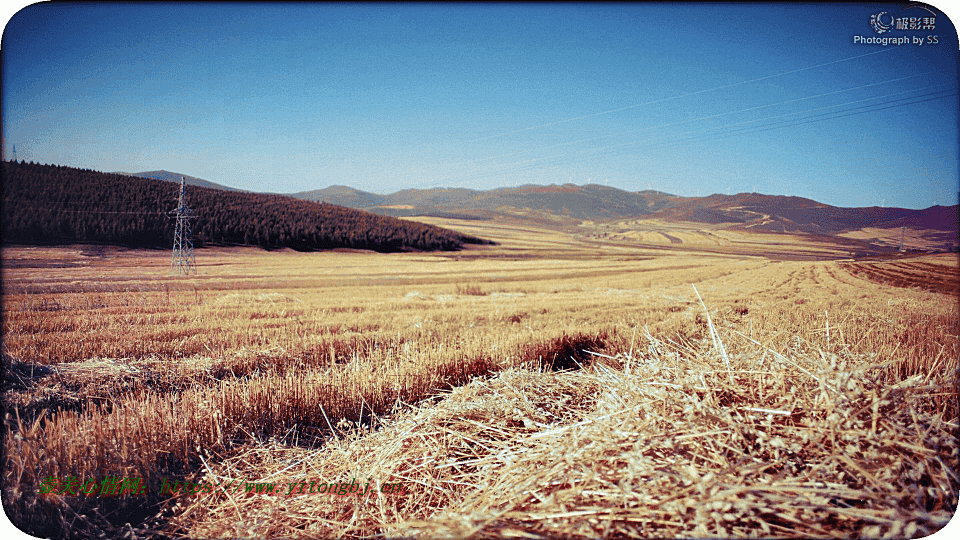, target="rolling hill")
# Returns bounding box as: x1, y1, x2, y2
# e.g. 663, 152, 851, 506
292, 183, 958, 237
114, 170, 243, 192
653, 193, 959, 234
2, 162, 492, 252
292, 183, 680, 220
293, 185, 387, 208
